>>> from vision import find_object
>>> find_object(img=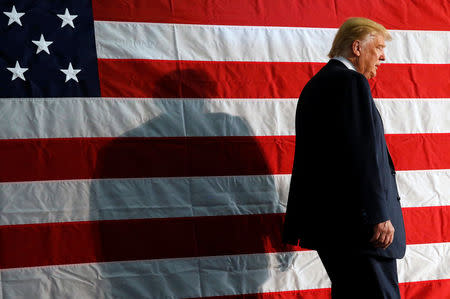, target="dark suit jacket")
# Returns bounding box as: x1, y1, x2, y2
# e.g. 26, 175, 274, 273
282, 59, 406, 259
